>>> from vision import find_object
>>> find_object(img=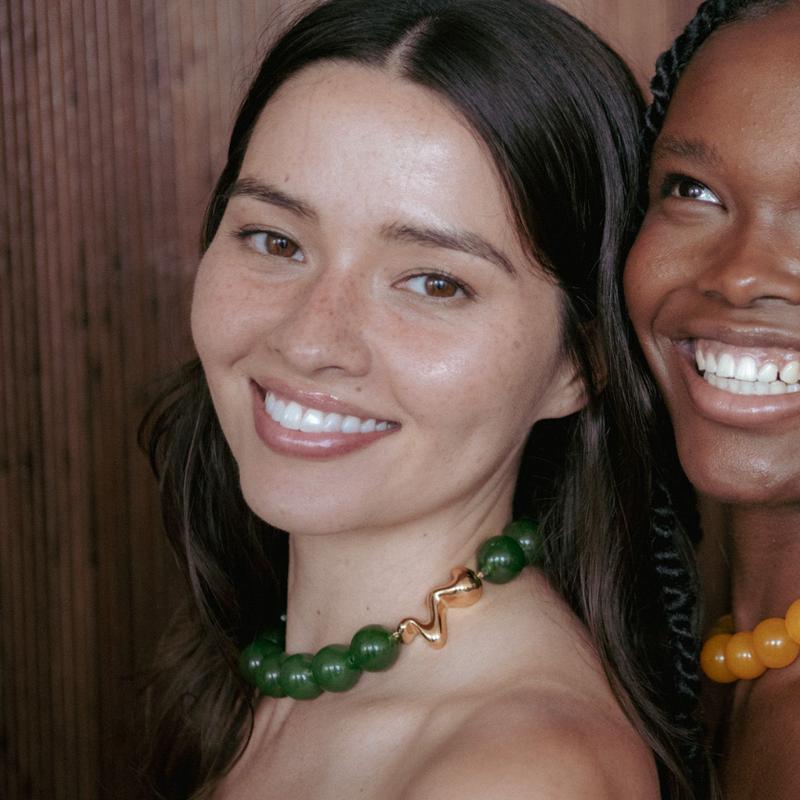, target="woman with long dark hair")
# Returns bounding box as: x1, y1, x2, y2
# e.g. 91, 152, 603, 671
141, 1, 707, 797
626, 0, 800, 796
